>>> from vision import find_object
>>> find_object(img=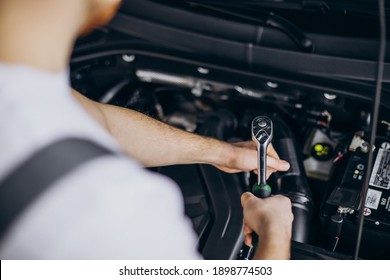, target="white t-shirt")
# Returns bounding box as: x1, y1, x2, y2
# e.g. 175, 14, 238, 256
0, 63, 201, 259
